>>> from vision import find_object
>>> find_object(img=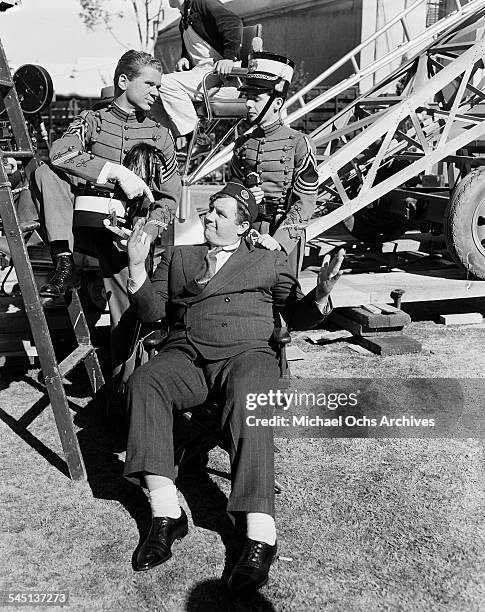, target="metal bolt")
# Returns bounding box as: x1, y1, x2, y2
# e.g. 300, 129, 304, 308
390, 288, 405, 309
